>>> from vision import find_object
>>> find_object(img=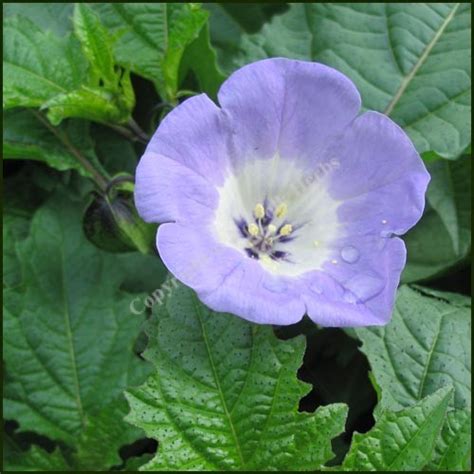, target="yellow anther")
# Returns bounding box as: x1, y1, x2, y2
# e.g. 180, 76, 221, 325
279, 224, 293, 237
313, 240, 320, 247
267, 224, 277, 235
254, 203, 265, 219
276, 203, 288, 218
247, 223, 259, 236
